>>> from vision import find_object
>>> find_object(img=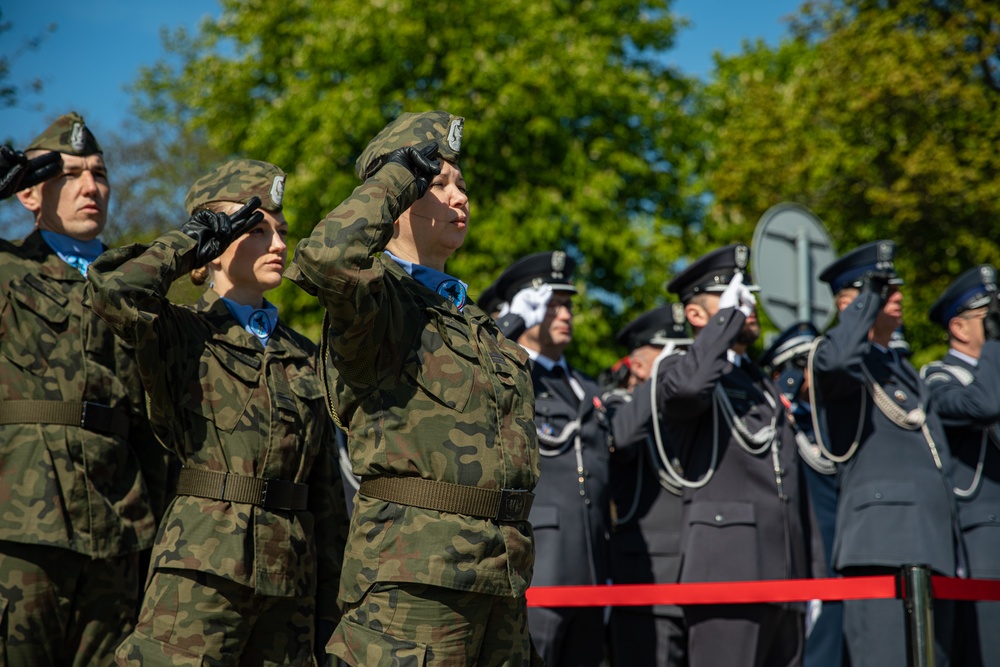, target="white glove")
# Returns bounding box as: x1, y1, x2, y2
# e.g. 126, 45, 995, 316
509, 284, 553, 330
718, 272, 744, 311
718, 272, 756, 317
